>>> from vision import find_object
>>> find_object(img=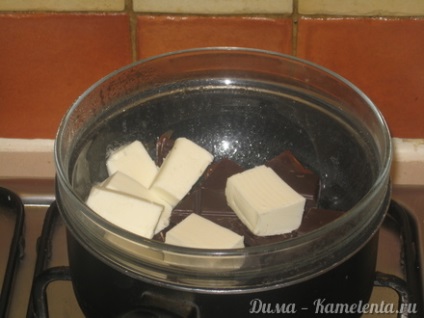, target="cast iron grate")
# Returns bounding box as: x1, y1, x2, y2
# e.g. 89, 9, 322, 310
0, 187, 25, 318
26, 201, 423, 318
